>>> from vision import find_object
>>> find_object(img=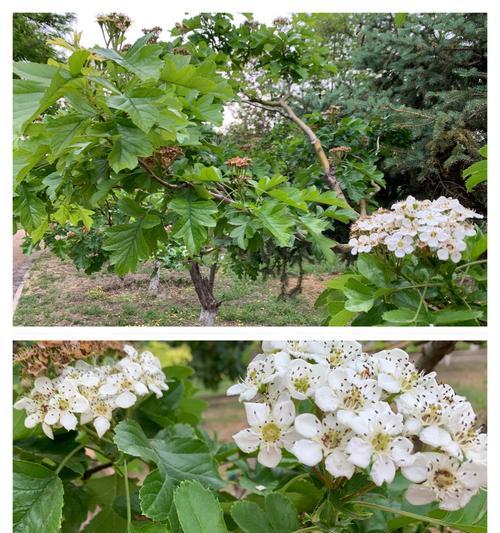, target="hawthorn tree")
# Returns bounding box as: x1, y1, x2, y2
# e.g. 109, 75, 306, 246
13, 16, 352, 325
